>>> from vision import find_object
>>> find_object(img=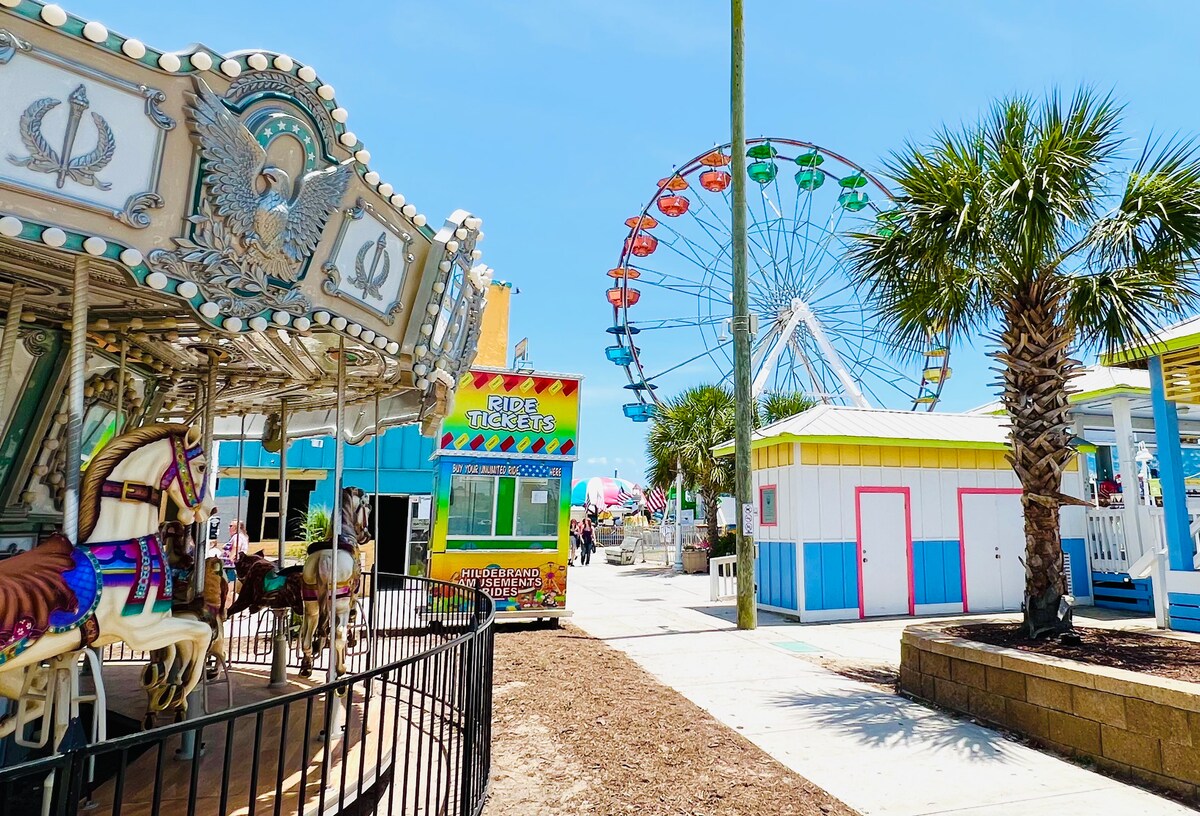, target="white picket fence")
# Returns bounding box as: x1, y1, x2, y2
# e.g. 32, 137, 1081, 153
709, 555, 738, 601
1085, 505, 1200, 573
